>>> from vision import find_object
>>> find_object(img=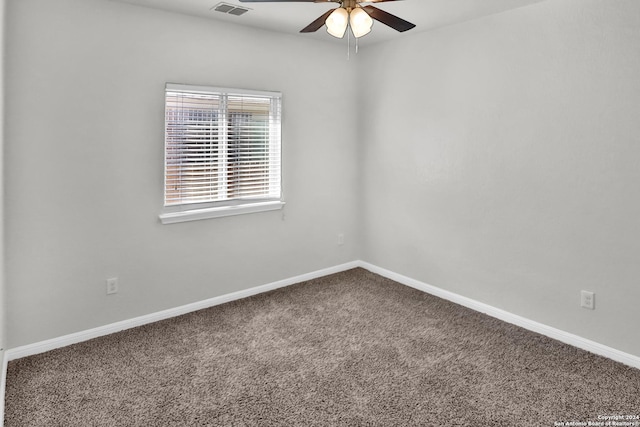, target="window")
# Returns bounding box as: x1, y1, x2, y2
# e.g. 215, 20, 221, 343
159, 84, 283, 224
